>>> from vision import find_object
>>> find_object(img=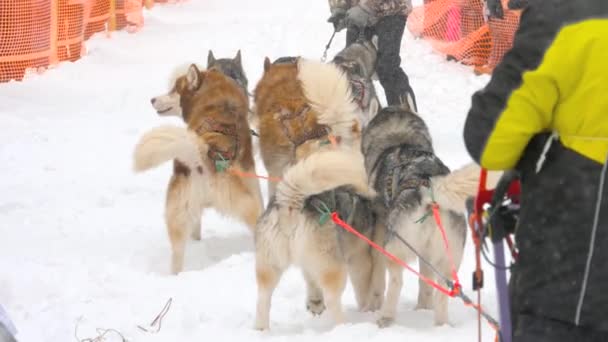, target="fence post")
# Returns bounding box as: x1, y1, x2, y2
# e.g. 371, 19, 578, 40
50, 0, 59, 65
109, 0, 117, 31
